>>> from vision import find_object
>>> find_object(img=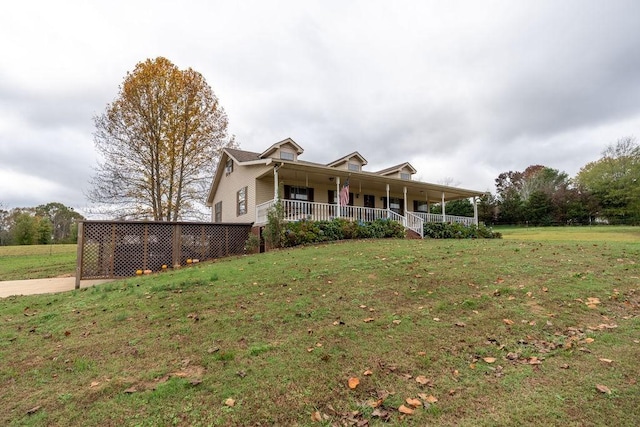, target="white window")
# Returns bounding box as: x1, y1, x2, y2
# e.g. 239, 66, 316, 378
400, 172, 411, 180
237, 187, 247, 216
214, 201, 222, 222
225, 159, 233, 175
280, 151, 294, 160
348, 163, 360, 172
